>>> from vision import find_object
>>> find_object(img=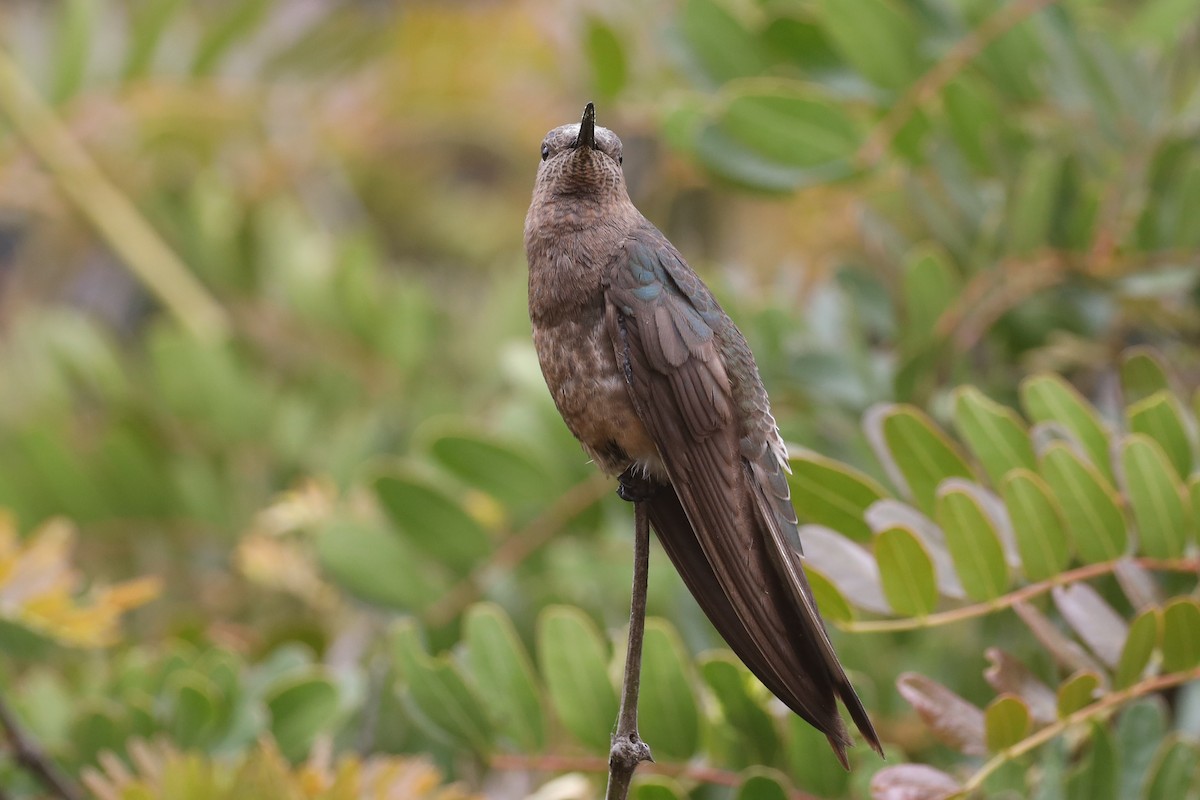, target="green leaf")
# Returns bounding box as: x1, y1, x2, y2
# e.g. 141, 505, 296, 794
537, 606, 617, 754
788, 450, 888, 542
1120, 435, 1190, 559
264, 671, 339, 761
51, 0, 96, 104
803, 567, 854, 623
985, 694, 1032, 752
637, 619, 700, 761
678, 0, 768, 84
785, 714, 850, 796
427, 431, 552, 509
315, 519, 445, 610
935, 485, 1009, 601
393, 622, 493, 752
943, 74, 1005, 171
954, 387, 1038, 488
166, 672, 219, 749
700, 654, 779, 766
690, 124, 855, 192
1116, 699, 1169, 799
1067, 723, 1118, 800
1007, 149, 1061, 254
718, 87, 863, 170
1127, 0, 1200, 46
123, 0, 187, 80
1040, 443, 1127, 563
902, 246, 960, 352
584, 17, 627, 100
630, 777, 687, 800
874, 526, 938, 616
1142, 736, 1200, 800
1115, 609, 1160, 690
1160, 599, 1200, 672
1022, 374, 1114, 482
464, 603, 544, 751
1057, 671, 1101, 717
373, 469, 492, 572
191, 0, 270, 76
1121, 347, 1172, 405
1127, 392, 1192, 478
1001, 469, 1072, 580
867, 404, 975, 514
816, 0, 921, 90
735, 768, 791, 800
